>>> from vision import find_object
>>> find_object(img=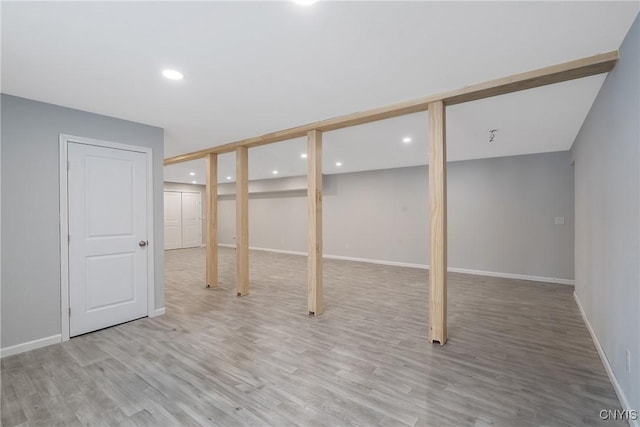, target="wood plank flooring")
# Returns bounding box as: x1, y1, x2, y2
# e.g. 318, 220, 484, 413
1, 247, 623, 426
